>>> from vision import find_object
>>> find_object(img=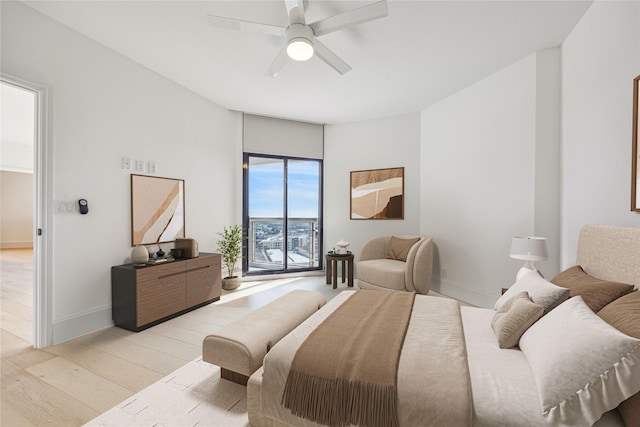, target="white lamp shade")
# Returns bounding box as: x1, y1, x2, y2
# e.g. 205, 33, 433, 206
510, 236, 548, 261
